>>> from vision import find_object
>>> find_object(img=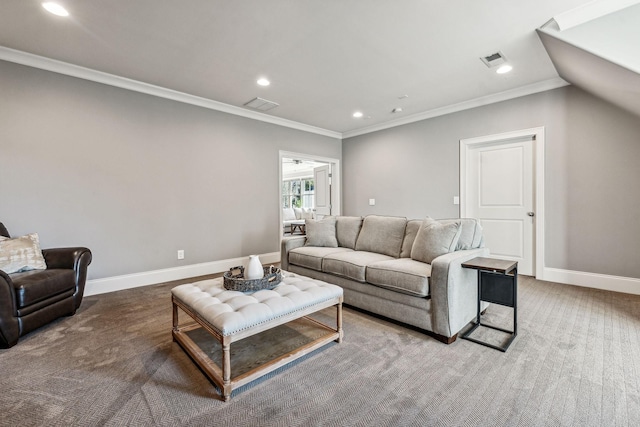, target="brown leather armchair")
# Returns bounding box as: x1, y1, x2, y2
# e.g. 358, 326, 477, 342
0, 222, 92, 348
